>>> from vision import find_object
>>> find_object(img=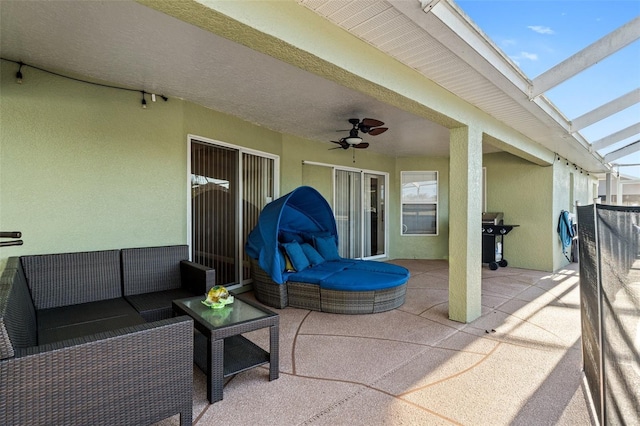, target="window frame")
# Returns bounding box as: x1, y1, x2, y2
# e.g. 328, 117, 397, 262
400, 170, 439, 236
